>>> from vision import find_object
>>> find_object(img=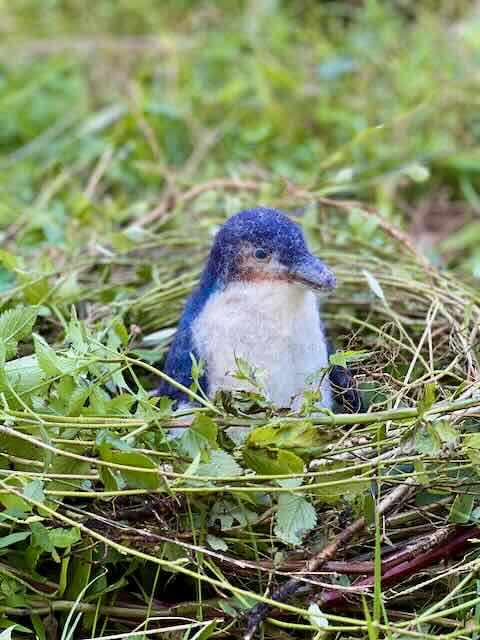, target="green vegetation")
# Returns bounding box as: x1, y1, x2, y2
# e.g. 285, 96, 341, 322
0, 1, 480, 638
